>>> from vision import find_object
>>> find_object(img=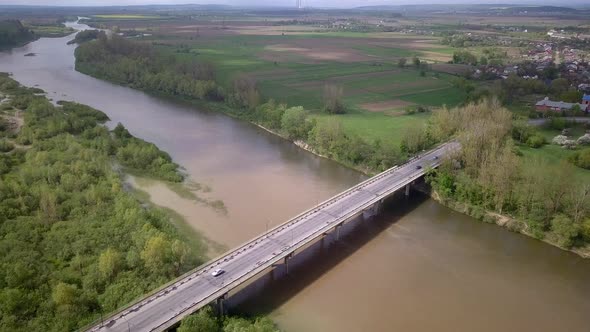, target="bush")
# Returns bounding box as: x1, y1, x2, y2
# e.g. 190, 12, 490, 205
550, 214, 579, 248
547, 117, 567, 131
0, 139, 14, 152
568, 149, 590, 169
526, 134, 545, 148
